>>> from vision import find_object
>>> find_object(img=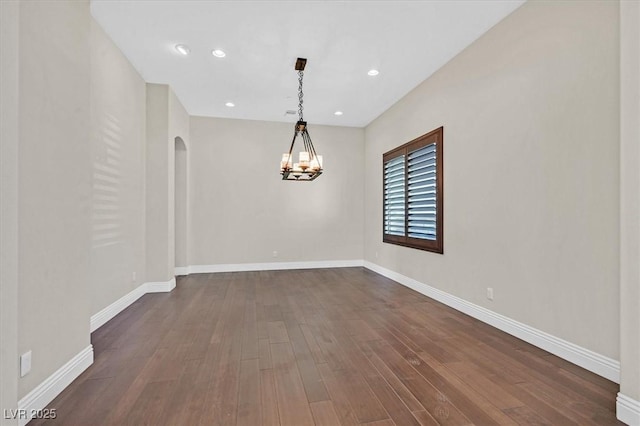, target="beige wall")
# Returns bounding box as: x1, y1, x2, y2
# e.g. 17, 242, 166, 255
189, 117, 364, 265
146, 84, 189, 282
175, 138, 188, 268
1, 0, 20, 422
145, 84, 170, 282
364, 0, 620, 358
620, 0, 640, 405
17, 0, 92, 397
169, 90, 190, 270
90, 19, 147, 314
